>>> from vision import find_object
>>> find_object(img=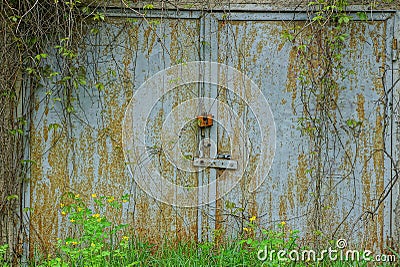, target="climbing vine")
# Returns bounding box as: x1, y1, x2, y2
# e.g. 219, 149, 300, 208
0, 0, 103, 263
0, 0, 172, 262
282, 0, 397, 249
0, 0, 398, 264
